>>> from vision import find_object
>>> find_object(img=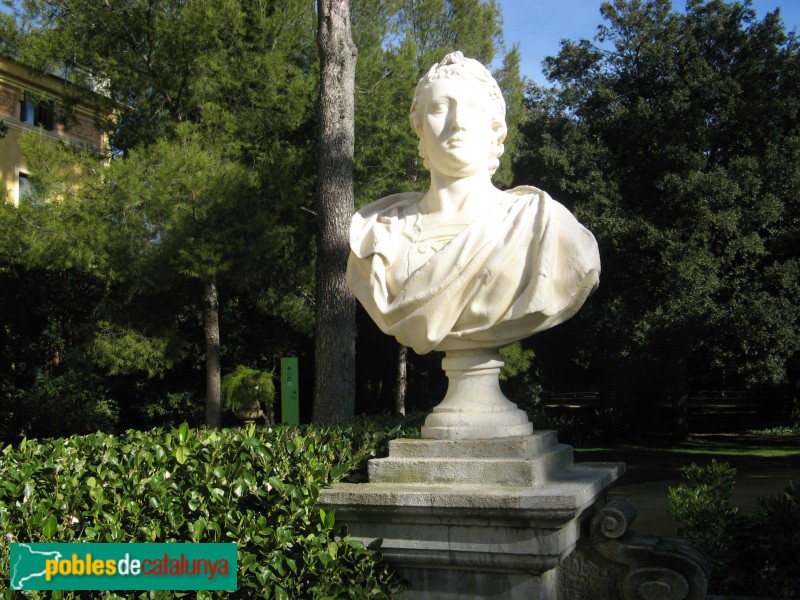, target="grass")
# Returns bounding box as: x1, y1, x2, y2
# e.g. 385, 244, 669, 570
573, 430, 800, 486
578, 444, 800, 458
